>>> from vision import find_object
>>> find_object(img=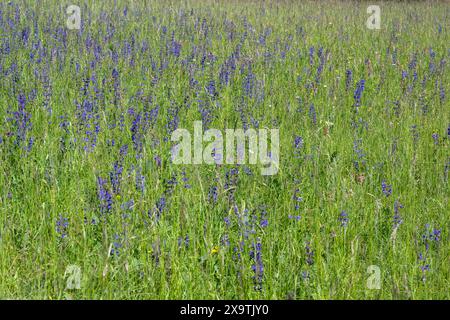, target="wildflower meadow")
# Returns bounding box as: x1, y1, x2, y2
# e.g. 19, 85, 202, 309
0, 0, 449, 300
